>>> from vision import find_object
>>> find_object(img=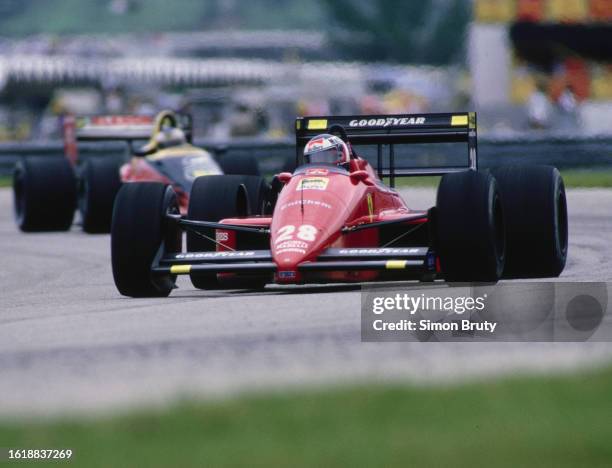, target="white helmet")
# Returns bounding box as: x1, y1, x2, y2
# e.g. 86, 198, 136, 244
303, 134, 350, 166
